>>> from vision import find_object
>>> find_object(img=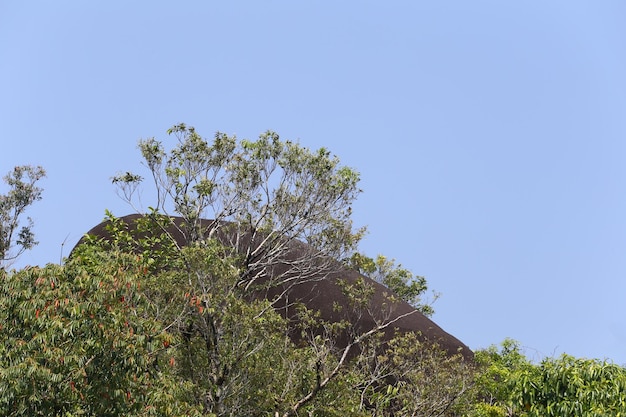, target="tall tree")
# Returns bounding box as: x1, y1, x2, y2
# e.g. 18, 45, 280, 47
0, 165, 46, 267
106, 125, 463, 415
113, 124, 364, 292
